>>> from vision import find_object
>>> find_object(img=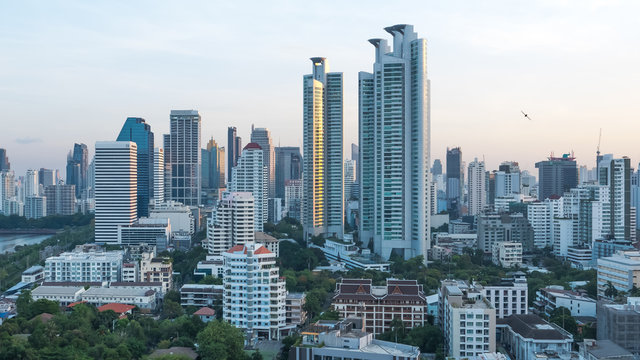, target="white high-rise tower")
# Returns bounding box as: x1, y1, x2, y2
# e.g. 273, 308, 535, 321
95, 141, 137, 243
359, 24, 430, 261
153, 148, 164, 204
468, 159, 486, 216
231, 143, 268, 231
302, 57, 343, 239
